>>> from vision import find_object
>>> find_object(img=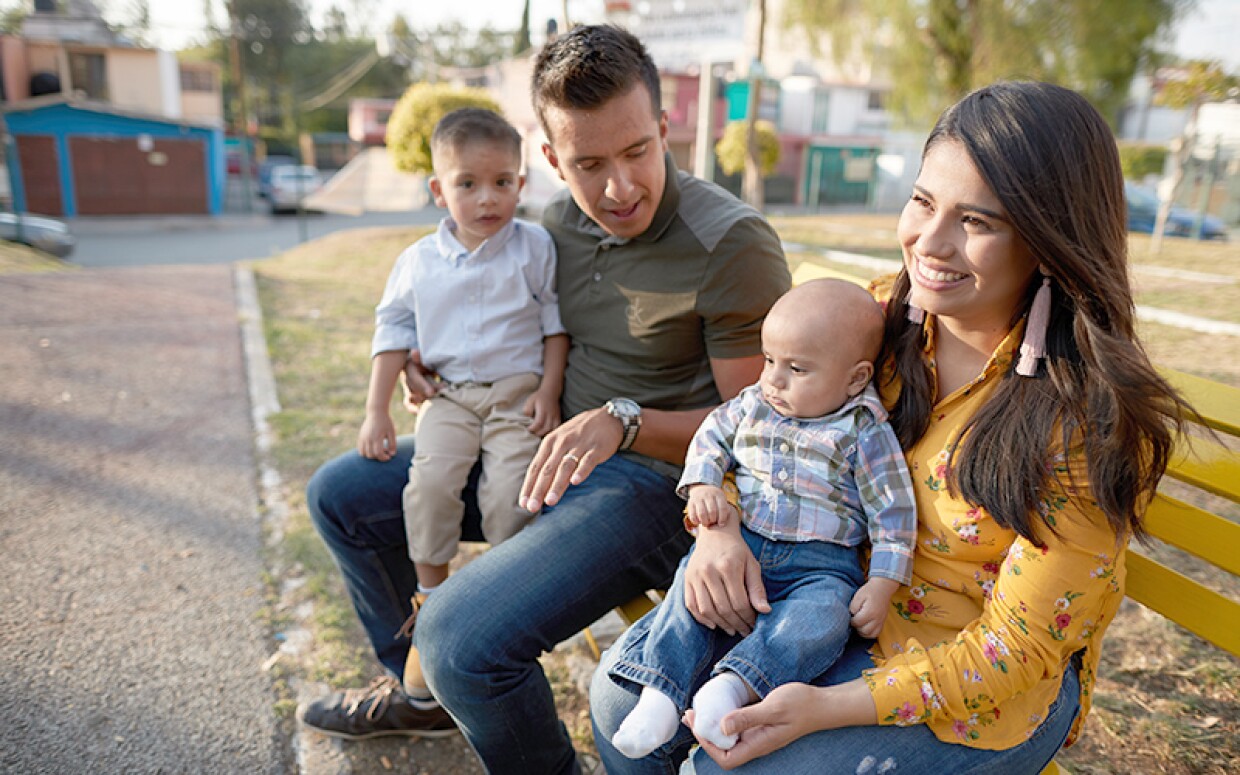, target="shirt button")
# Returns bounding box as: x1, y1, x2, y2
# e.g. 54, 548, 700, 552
780, 443, 789, 453
601, 244, 611, 251
593, 272, 603, 282
778, 470, 788, 481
